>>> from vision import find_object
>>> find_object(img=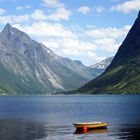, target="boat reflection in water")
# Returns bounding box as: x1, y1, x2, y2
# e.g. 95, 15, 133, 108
74, 128, 109, 134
